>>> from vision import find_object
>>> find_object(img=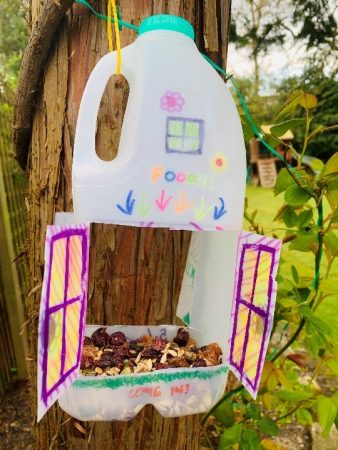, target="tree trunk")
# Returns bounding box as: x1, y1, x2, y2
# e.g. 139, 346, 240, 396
27, 1, 231, 448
